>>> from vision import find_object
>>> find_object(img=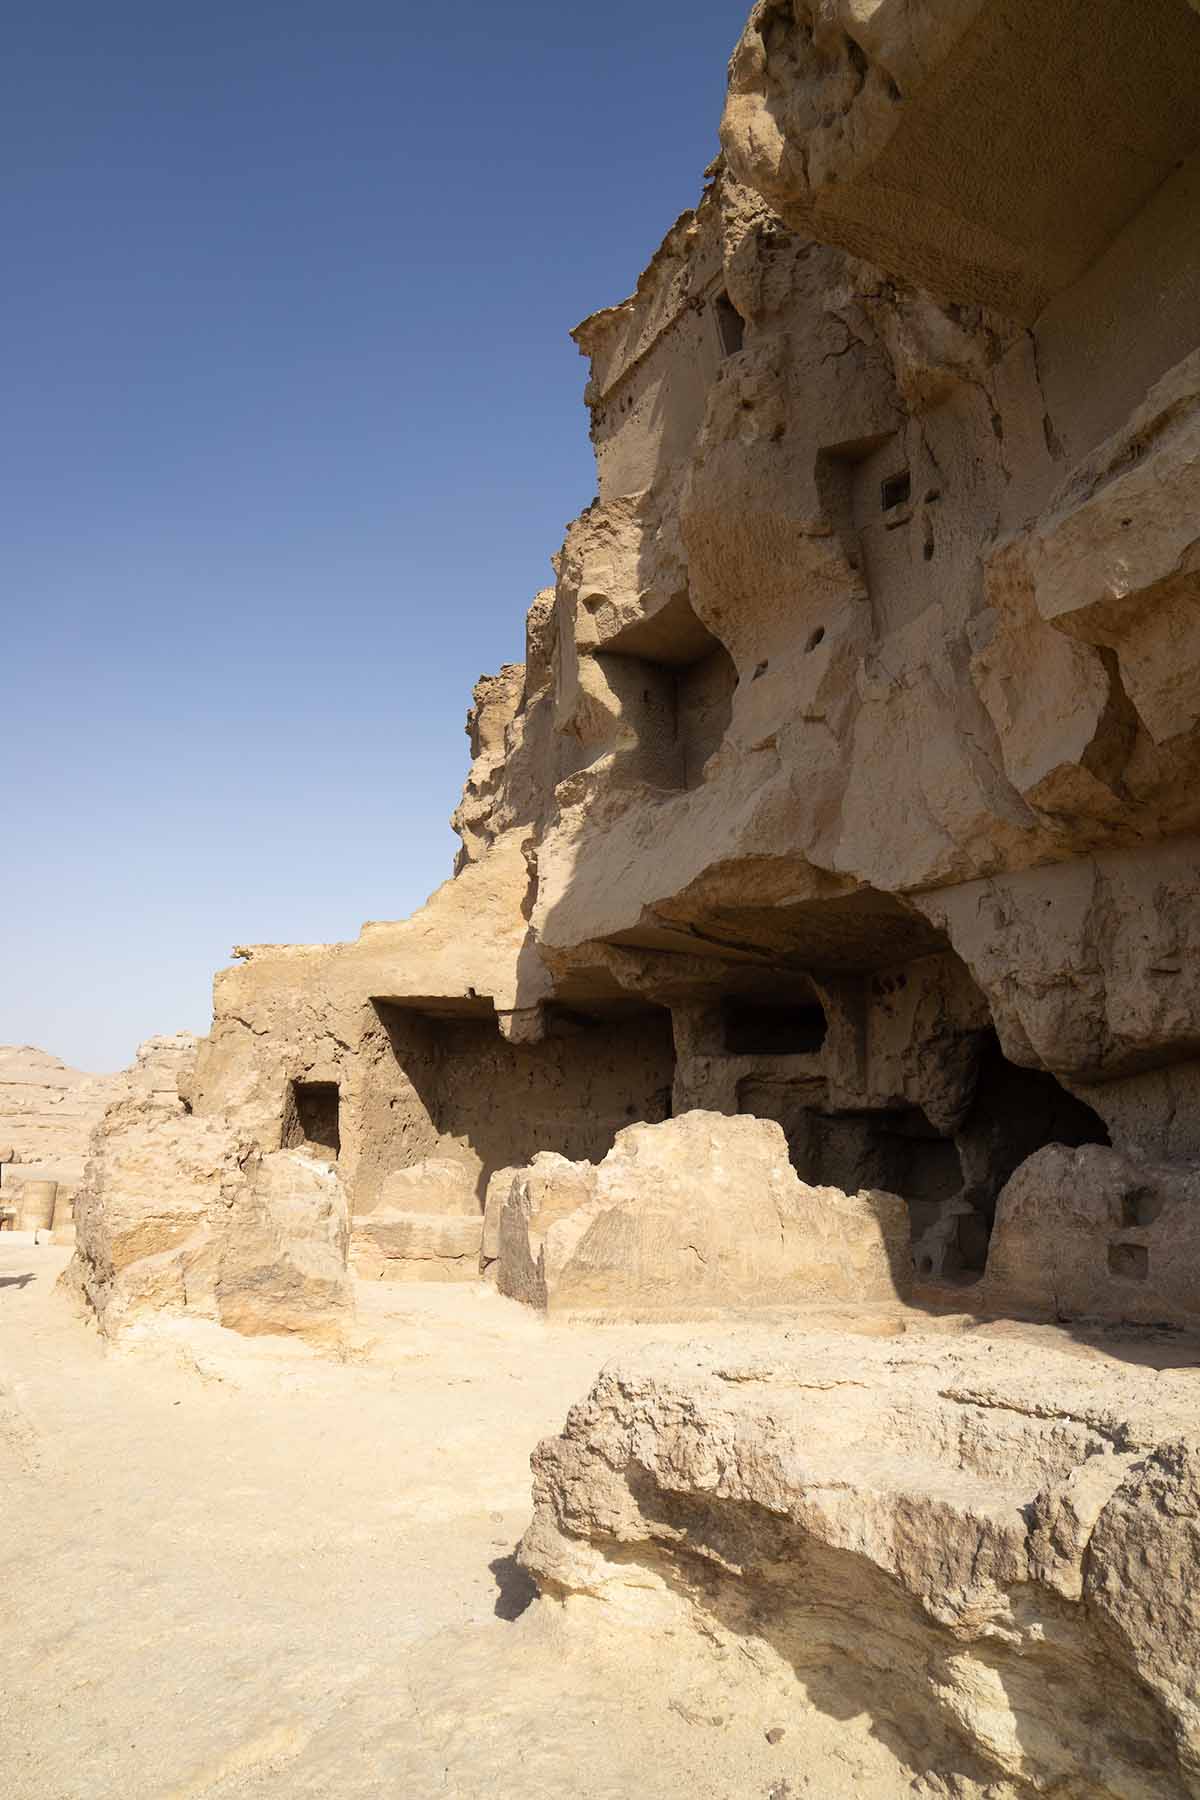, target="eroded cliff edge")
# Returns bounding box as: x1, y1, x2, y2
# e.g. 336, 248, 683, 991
126, 0, 1200, 1333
